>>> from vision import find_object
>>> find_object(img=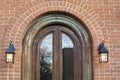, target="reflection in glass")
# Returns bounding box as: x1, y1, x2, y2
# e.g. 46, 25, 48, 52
40, 34, 53, 80
62, 33, 74, 80
62, 34, 73, 48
